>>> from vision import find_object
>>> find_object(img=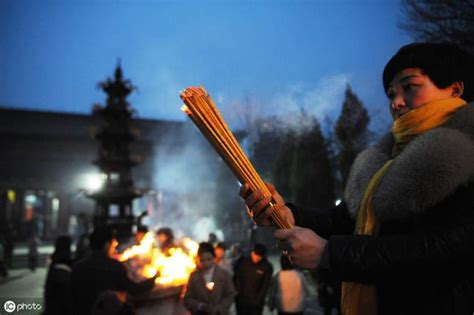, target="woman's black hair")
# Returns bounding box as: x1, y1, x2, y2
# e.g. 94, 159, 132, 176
383, 42, 474, 102
197, 242, 215, 257
89, 227, 114, 250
